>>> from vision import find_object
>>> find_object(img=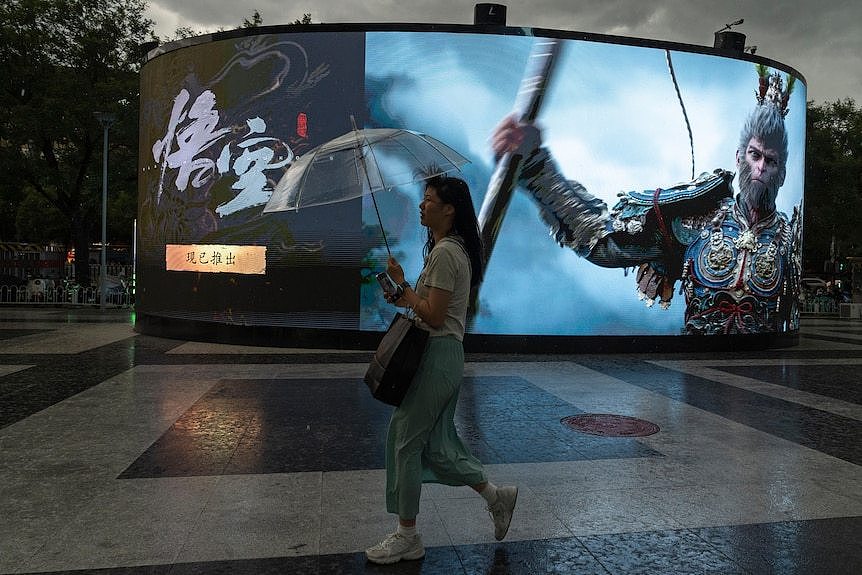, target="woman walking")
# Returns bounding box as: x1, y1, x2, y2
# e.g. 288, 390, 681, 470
365, 175, 518, 565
